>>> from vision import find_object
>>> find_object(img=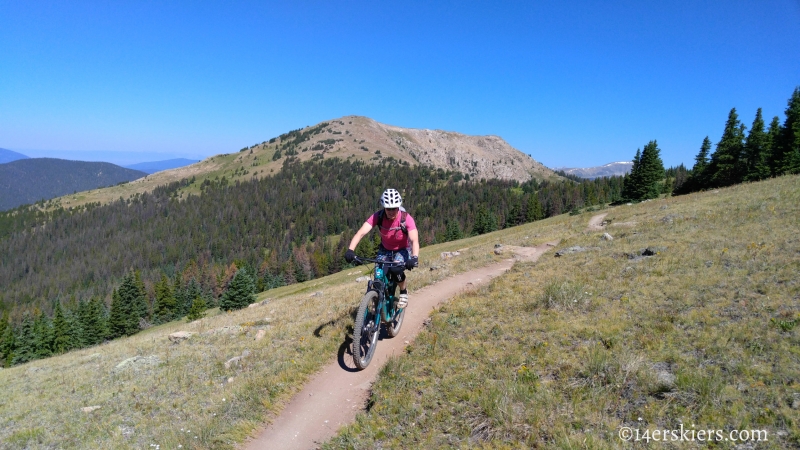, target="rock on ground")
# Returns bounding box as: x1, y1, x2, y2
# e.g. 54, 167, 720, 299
168, 331, 195, 343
